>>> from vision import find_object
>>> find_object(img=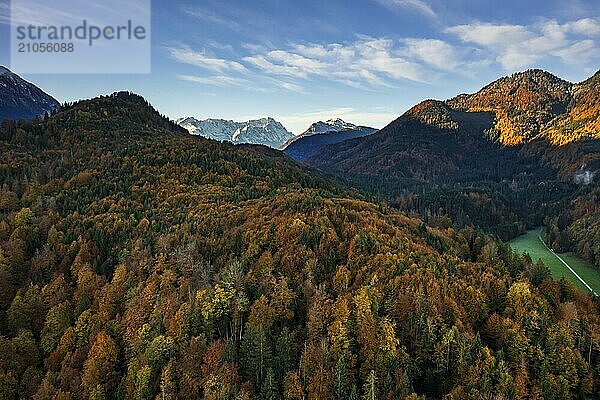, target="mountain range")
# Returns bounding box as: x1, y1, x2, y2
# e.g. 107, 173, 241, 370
176, 116, 294, 148
0, 66, 60, 121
